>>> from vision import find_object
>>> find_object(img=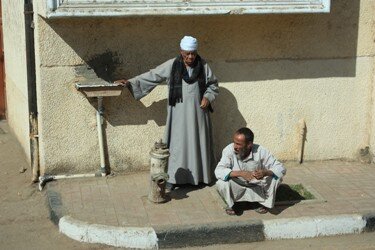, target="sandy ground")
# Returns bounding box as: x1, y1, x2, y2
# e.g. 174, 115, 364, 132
0, 121, 117, 249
